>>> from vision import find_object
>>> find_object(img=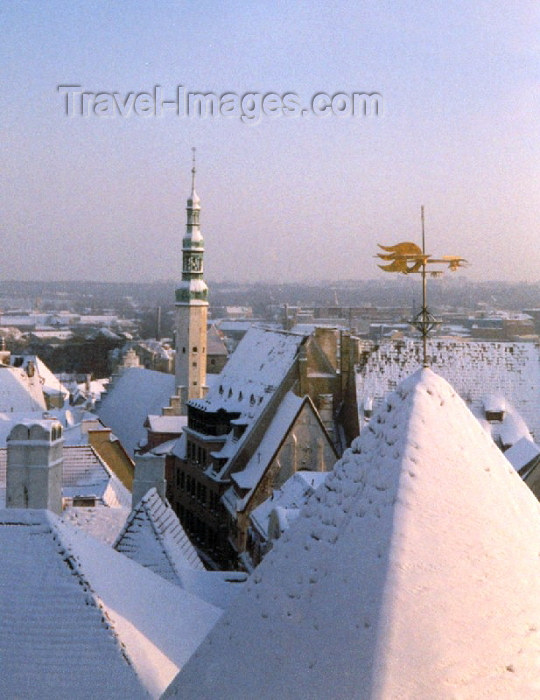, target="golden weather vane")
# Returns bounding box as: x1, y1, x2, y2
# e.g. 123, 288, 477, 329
376, 206, 467, 368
